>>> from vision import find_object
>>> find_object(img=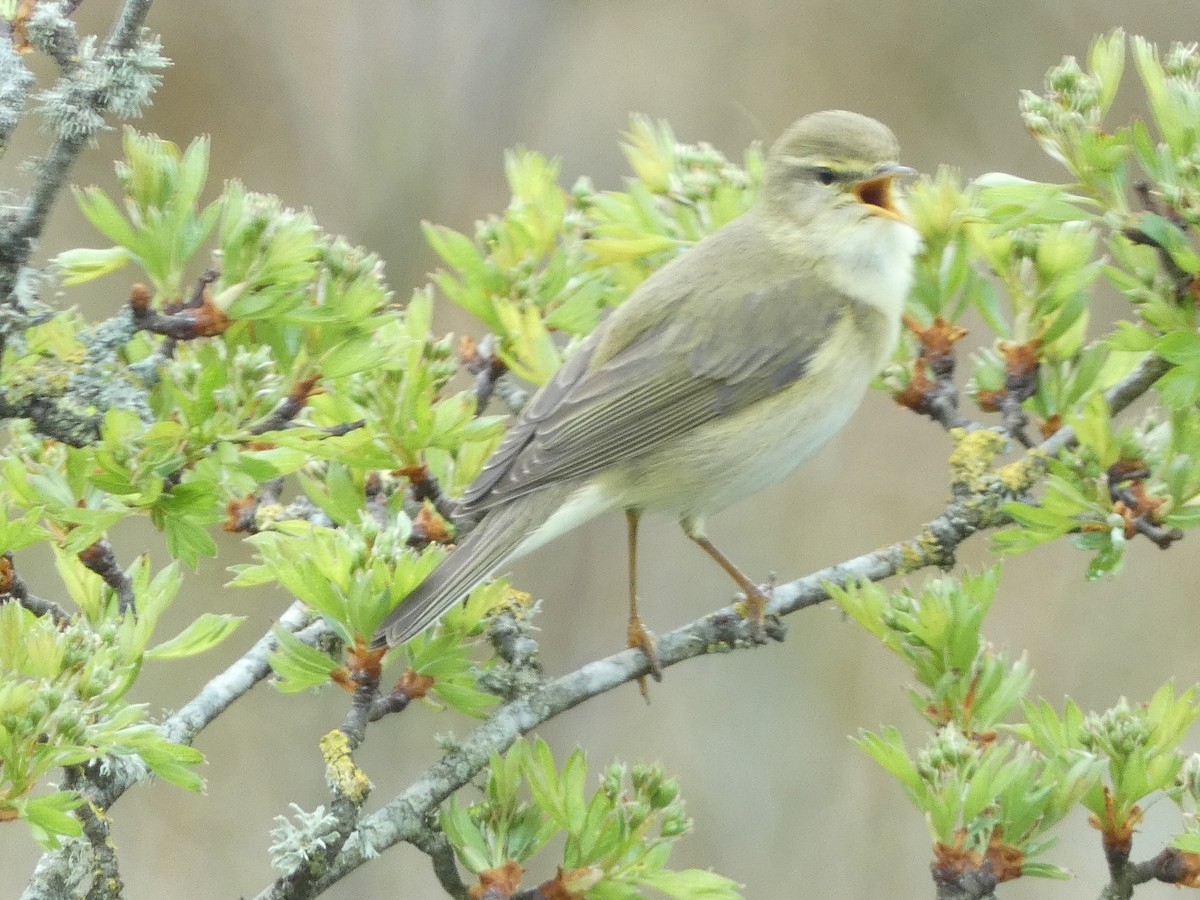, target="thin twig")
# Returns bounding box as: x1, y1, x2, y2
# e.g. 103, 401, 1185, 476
78, 539, 136, 614
1039, 354, 1171, 457
0, 0, 154, 283
1098, 846, 1190, 899
1, 555, 71, 625
248, 376, 321, 435
411, 828, 471, 900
